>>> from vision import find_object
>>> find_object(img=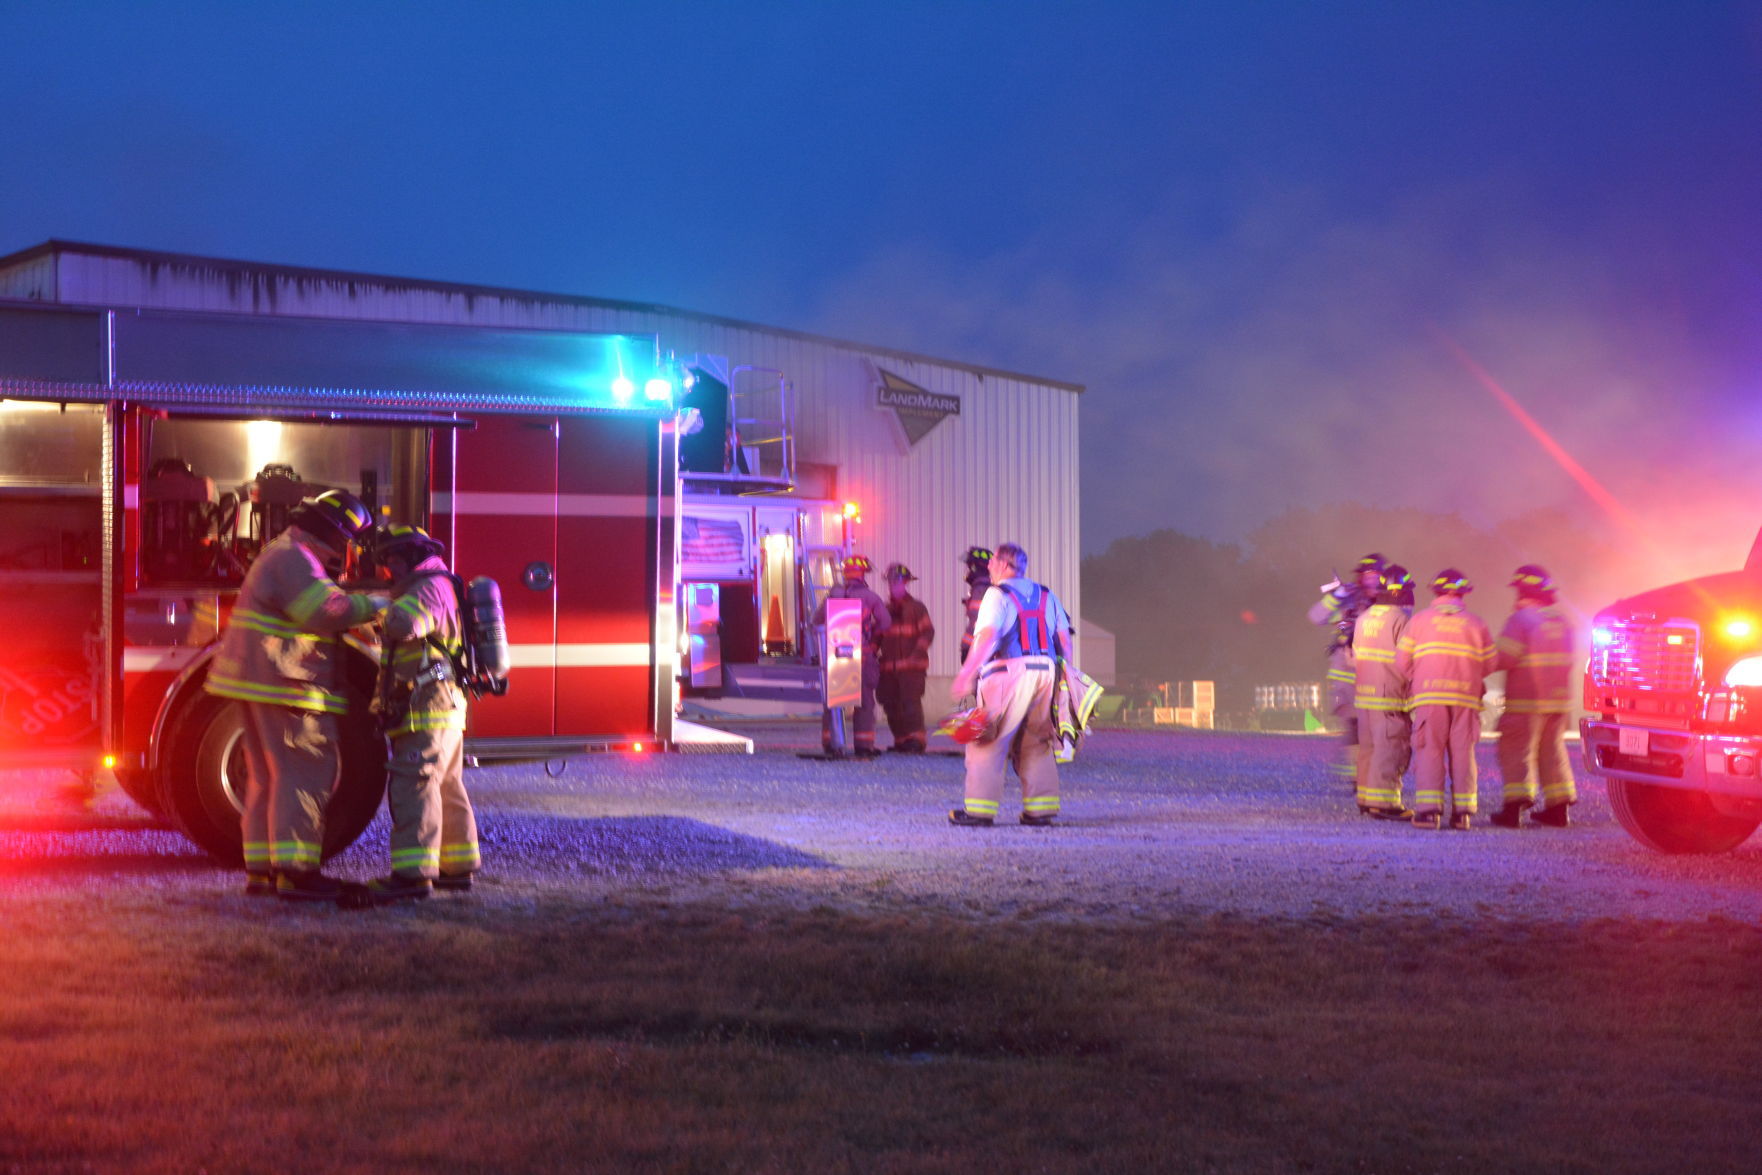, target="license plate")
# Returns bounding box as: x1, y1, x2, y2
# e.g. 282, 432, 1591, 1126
1618, 727, 1650, 757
